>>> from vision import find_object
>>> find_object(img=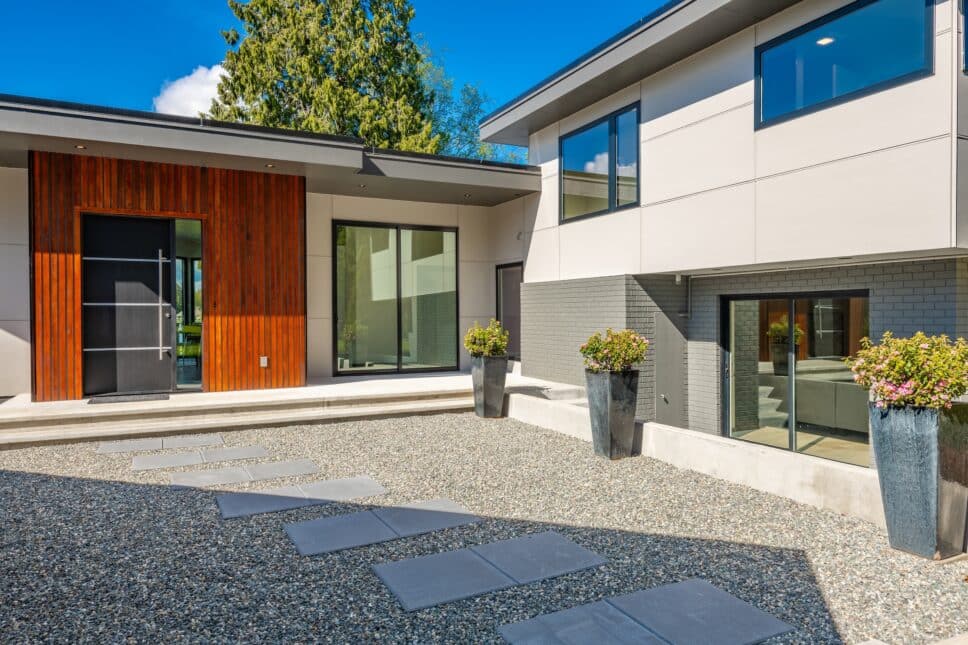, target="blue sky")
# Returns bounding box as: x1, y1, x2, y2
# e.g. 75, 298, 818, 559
0, 1, 661, 116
